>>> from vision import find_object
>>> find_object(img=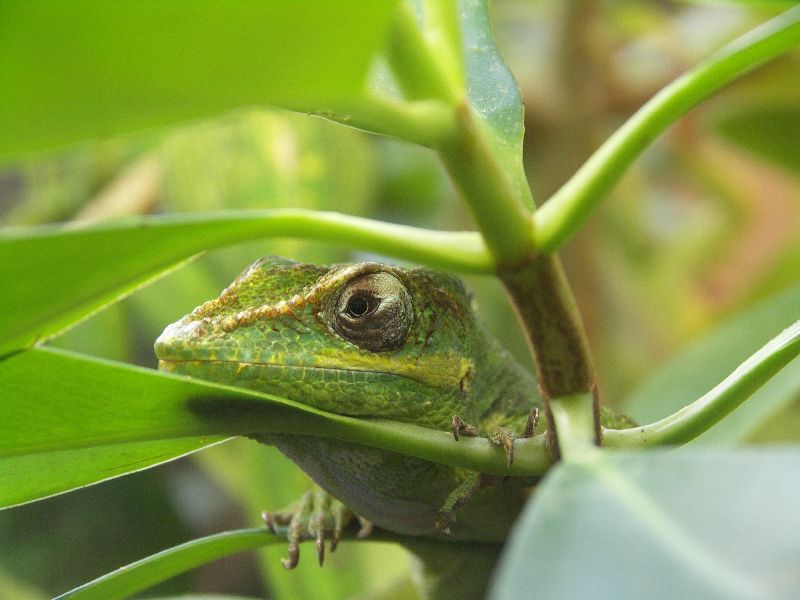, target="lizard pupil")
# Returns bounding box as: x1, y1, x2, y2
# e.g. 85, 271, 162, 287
346, 295, 372, 318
